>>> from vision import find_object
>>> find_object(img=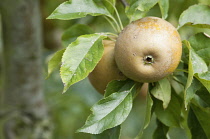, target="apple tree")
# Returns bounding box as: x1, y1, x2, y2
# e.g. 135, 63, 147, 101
47, 0, 210, 138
